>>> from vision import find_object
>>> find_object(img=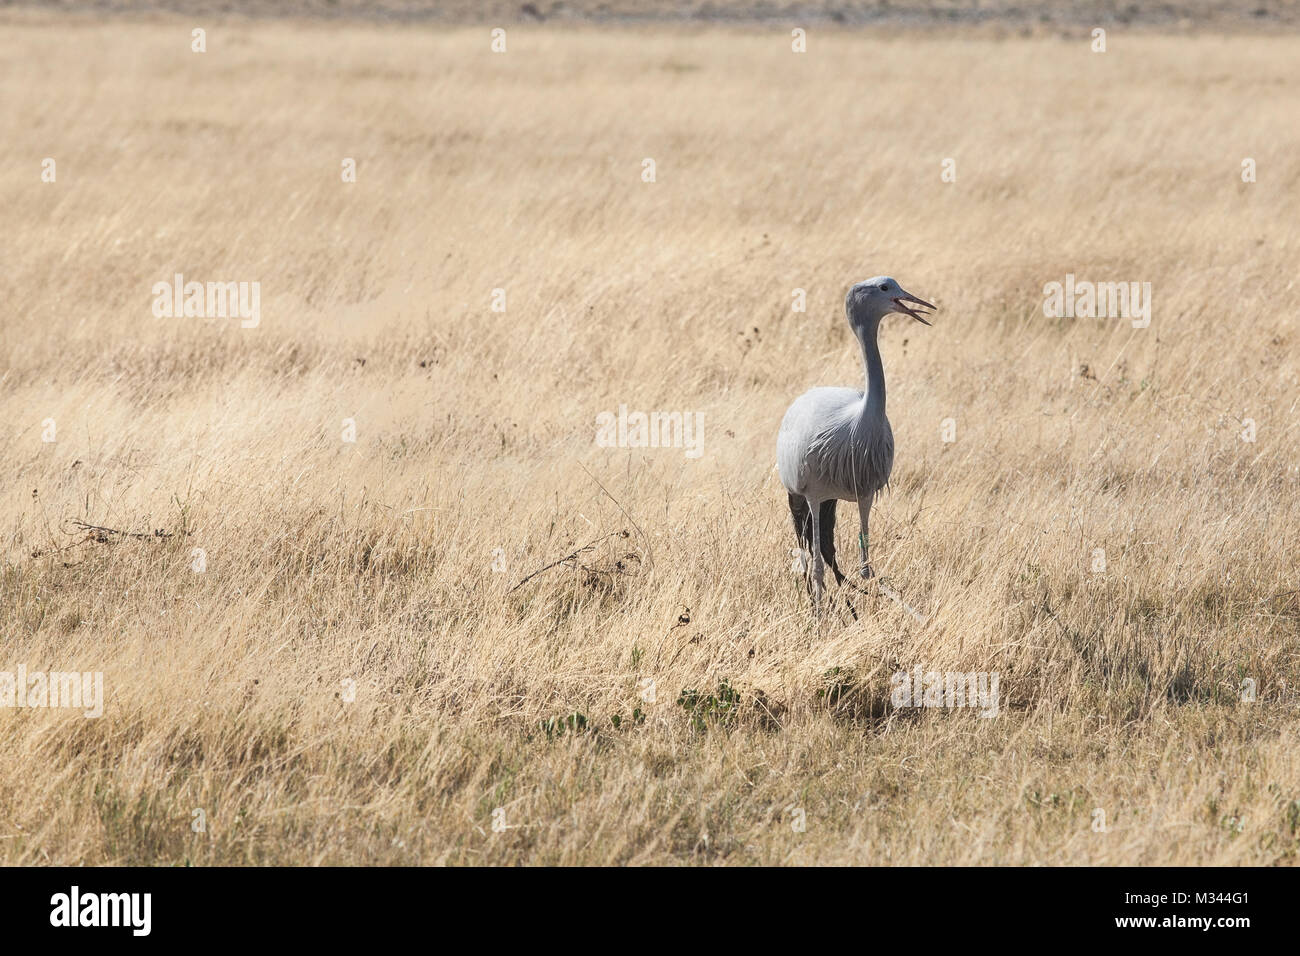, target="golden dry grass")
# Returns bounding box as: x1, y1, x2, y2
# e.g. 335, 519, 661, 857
1, 13, 1298, 865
